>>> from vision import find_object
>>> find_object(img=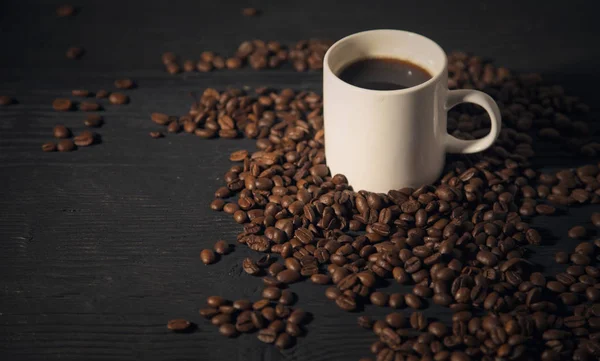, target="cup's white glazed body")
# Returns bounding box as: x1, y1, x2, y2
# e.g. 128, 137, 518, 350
323, 30, 501, 193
